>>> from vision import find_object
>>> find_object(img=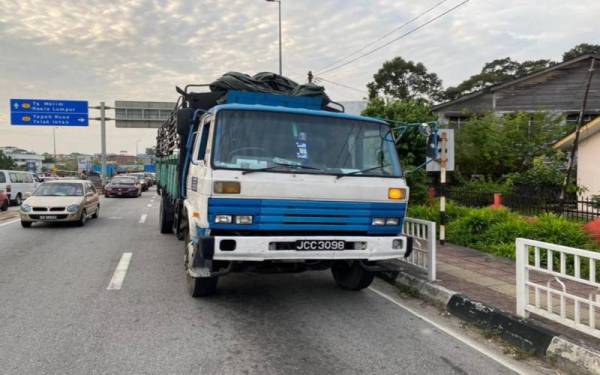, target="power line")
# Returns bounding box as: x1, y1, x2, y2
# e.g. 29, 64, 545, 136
313, 77, 367, 94
316, 0, 470, 76
316, 0, 449, 74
